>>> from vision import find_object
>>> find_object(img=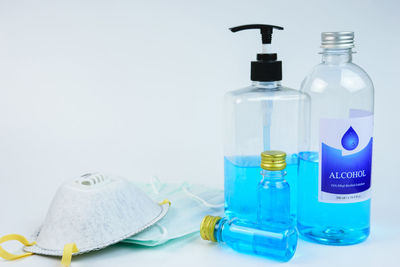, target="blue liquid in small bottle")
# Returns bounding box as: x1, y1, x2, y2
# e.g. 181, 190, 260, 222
213, 217, 297, 261
224, 155, 298, 221
297, 152, 370, 245
257, 169, 290, 225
